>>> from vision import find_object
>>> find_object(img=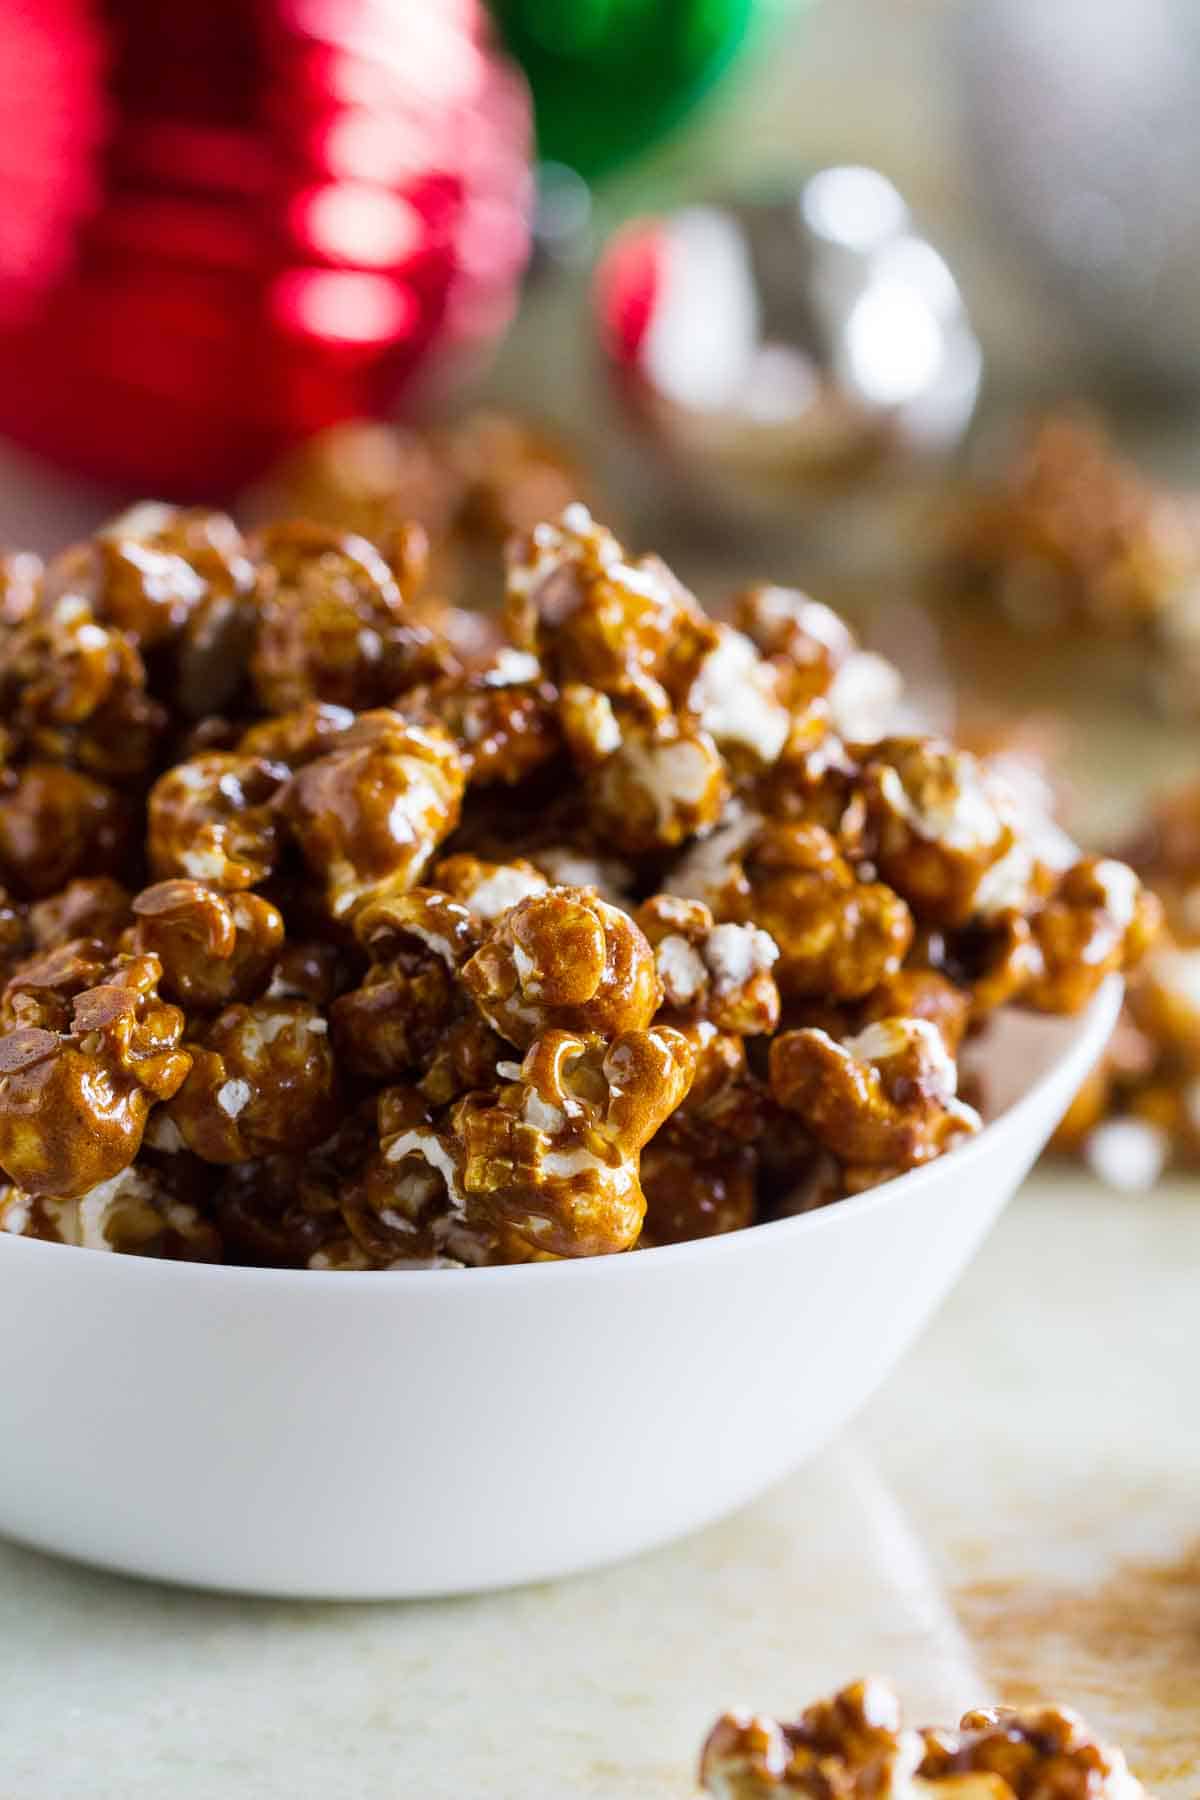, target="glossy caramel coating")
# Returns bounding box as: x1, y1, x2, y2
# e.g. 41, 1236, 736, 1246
700, 1678, 1143, 1800
463, 886, 661, 1051
214, 1109, 374, 1268
237, 700, 355, 768
1025, 858, 1161, 1013
0, 763, 131, 898
167, 998, 337, 1164
399, 661, 561, 788
1, 1160, 222, 1261
0, 588, 165, 779
770, 1015, 980, 1189
638, 1135, 756, 1247
674, 818, 913, 1004
452, 1025, 694, 1257
131, 881, 285, 1012
0, 951, 190, 1199
0, 497, 1162, 1260
282, 711, 466, 919
331, 888, 480, 1083
29, 877, 131, 952
49, 503, 258, 718
250, 521, 449, 714
505, 505, 717, 723
148, 752, 287, 891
